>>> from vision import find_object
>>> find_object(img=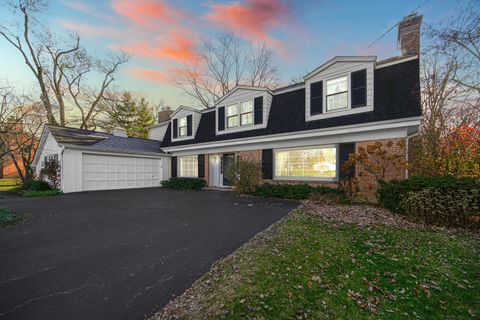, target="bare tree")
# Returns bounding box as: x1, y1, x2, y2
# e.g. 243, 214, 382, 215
173, 31, 280, 108
426, 0, 480, 110
0, 84, 44, 183
410, 0, 480, 177
0, 0, 129, 128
